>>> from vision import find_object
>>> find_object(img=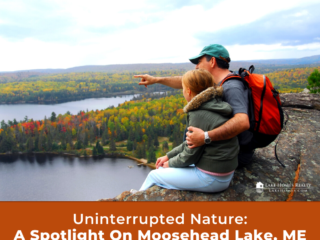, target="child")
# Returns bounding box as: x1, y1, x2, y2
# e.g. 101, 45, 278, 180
139, 69, 239, 193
